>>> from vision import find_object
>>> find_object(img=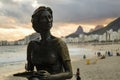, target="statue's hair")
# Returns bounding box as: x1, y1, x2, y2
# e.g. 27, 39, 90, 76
32, 6, 52, 18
